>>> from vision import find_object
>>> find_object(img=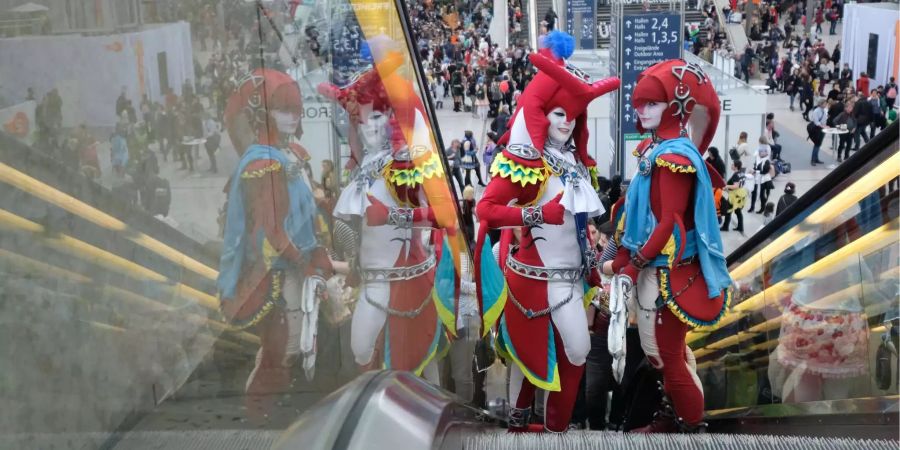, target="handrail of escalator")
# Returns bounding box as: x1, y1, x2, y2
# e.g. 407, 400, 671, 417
726, 120, 899, 266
